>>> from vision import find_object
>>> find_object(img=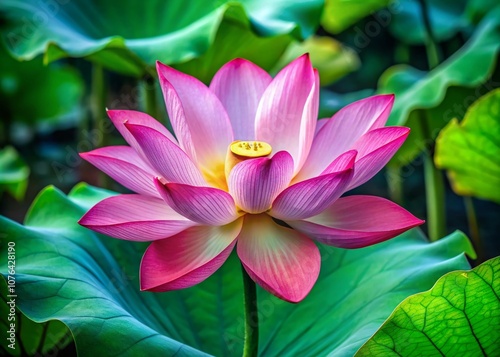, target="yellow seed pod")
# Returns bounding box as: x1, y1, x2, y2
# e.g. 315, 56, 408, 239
230, 141, 272, 158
